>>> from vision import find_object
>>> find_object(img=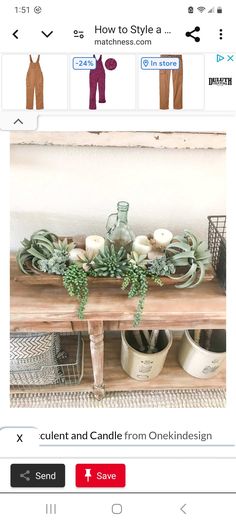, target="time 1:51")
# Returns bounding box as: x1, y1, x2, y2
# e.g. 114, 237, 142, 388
15, 6, 30, 13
